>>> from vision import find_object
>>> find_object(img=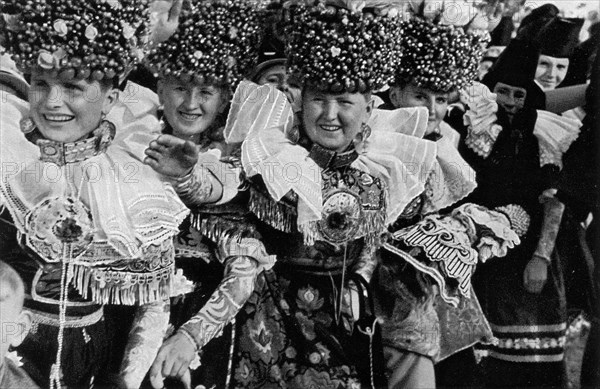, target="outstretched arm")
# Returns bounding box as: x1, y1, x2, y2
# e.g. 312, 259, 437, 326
523, 193, 565, 294
145, 134, 224, 205
120, 299, 171, 389
149, 234, 276, 387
